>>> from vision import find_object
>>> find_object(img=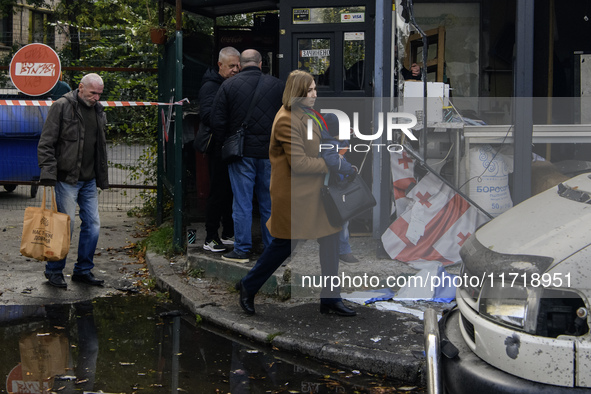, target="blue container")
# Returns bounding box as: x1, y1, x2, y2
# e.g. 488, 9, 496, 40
0, 106, 49, 137
0, 138, 40, 181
